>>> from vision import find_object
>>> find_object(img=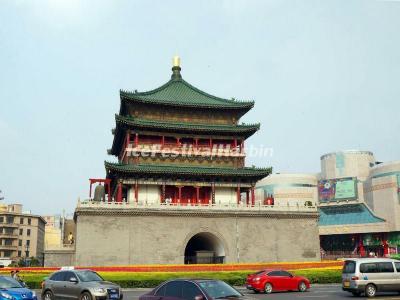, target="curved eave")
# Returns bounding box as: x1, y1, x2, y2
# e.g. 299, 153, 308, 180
116, 115, 260, 134
105, 162, 272, 180
110, 115, 260, 155
120, 92, 255, 110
